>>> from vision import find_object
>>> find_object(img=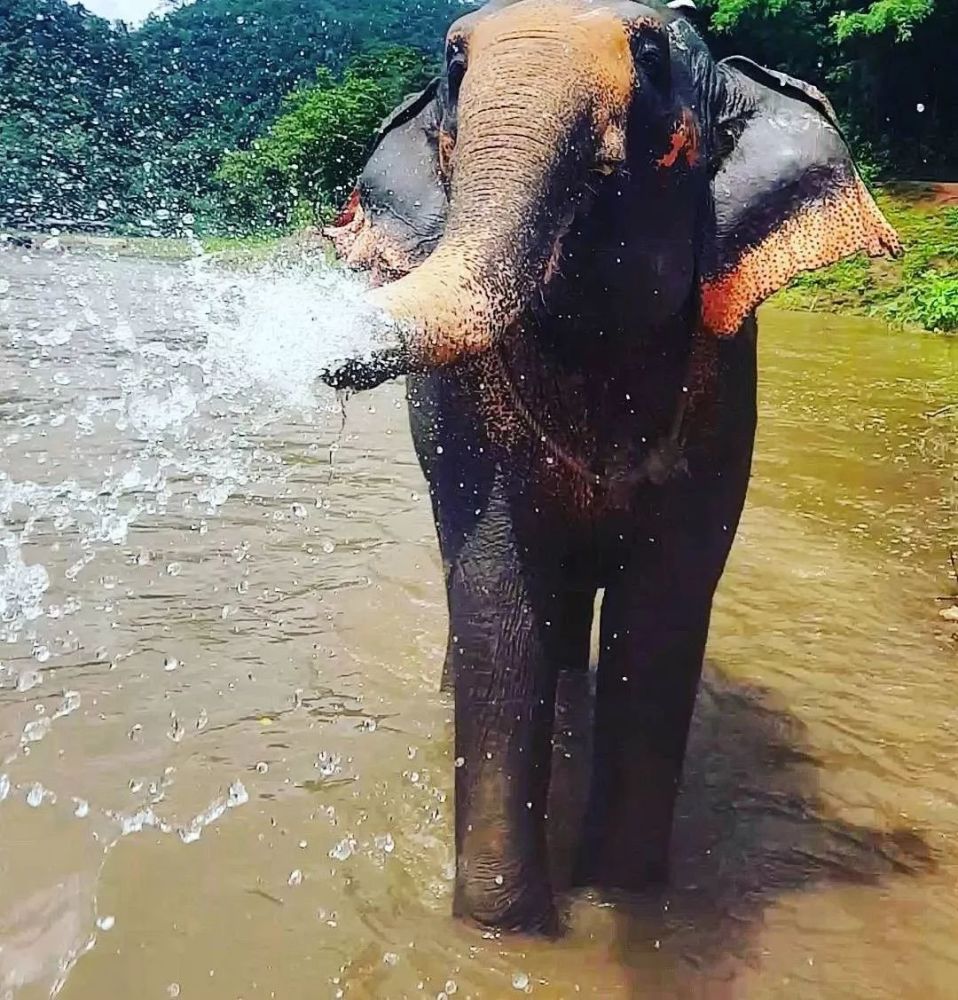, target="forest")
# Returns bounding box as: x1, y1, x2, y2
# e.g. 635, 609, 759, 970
0, 0, 955, 238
